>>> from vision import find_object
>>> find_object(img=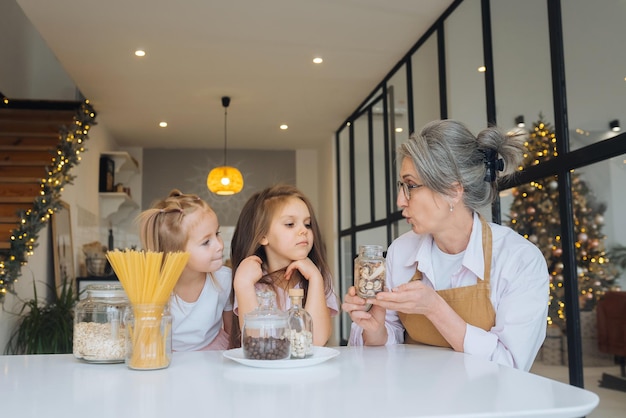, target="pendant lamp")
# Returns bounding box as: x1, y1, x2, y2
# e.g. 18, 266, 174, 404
207, 96, 244, 195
